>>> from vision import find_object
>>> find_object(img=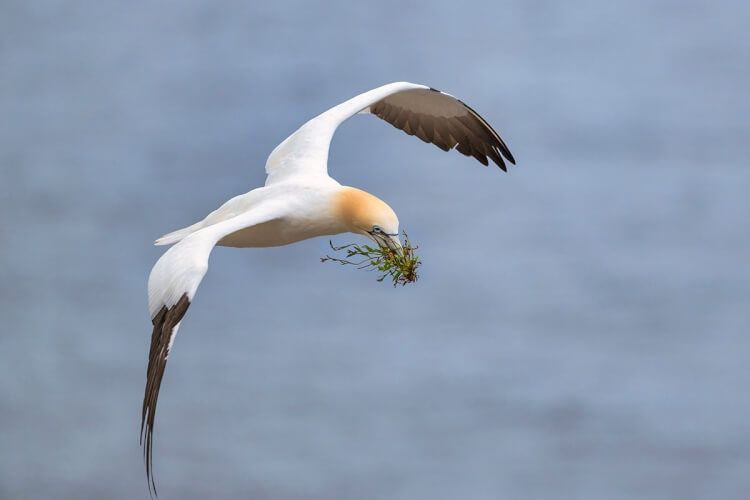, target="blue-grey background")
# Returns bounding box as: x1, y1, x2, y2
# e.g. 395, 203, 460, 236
1, 1, 748, 499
